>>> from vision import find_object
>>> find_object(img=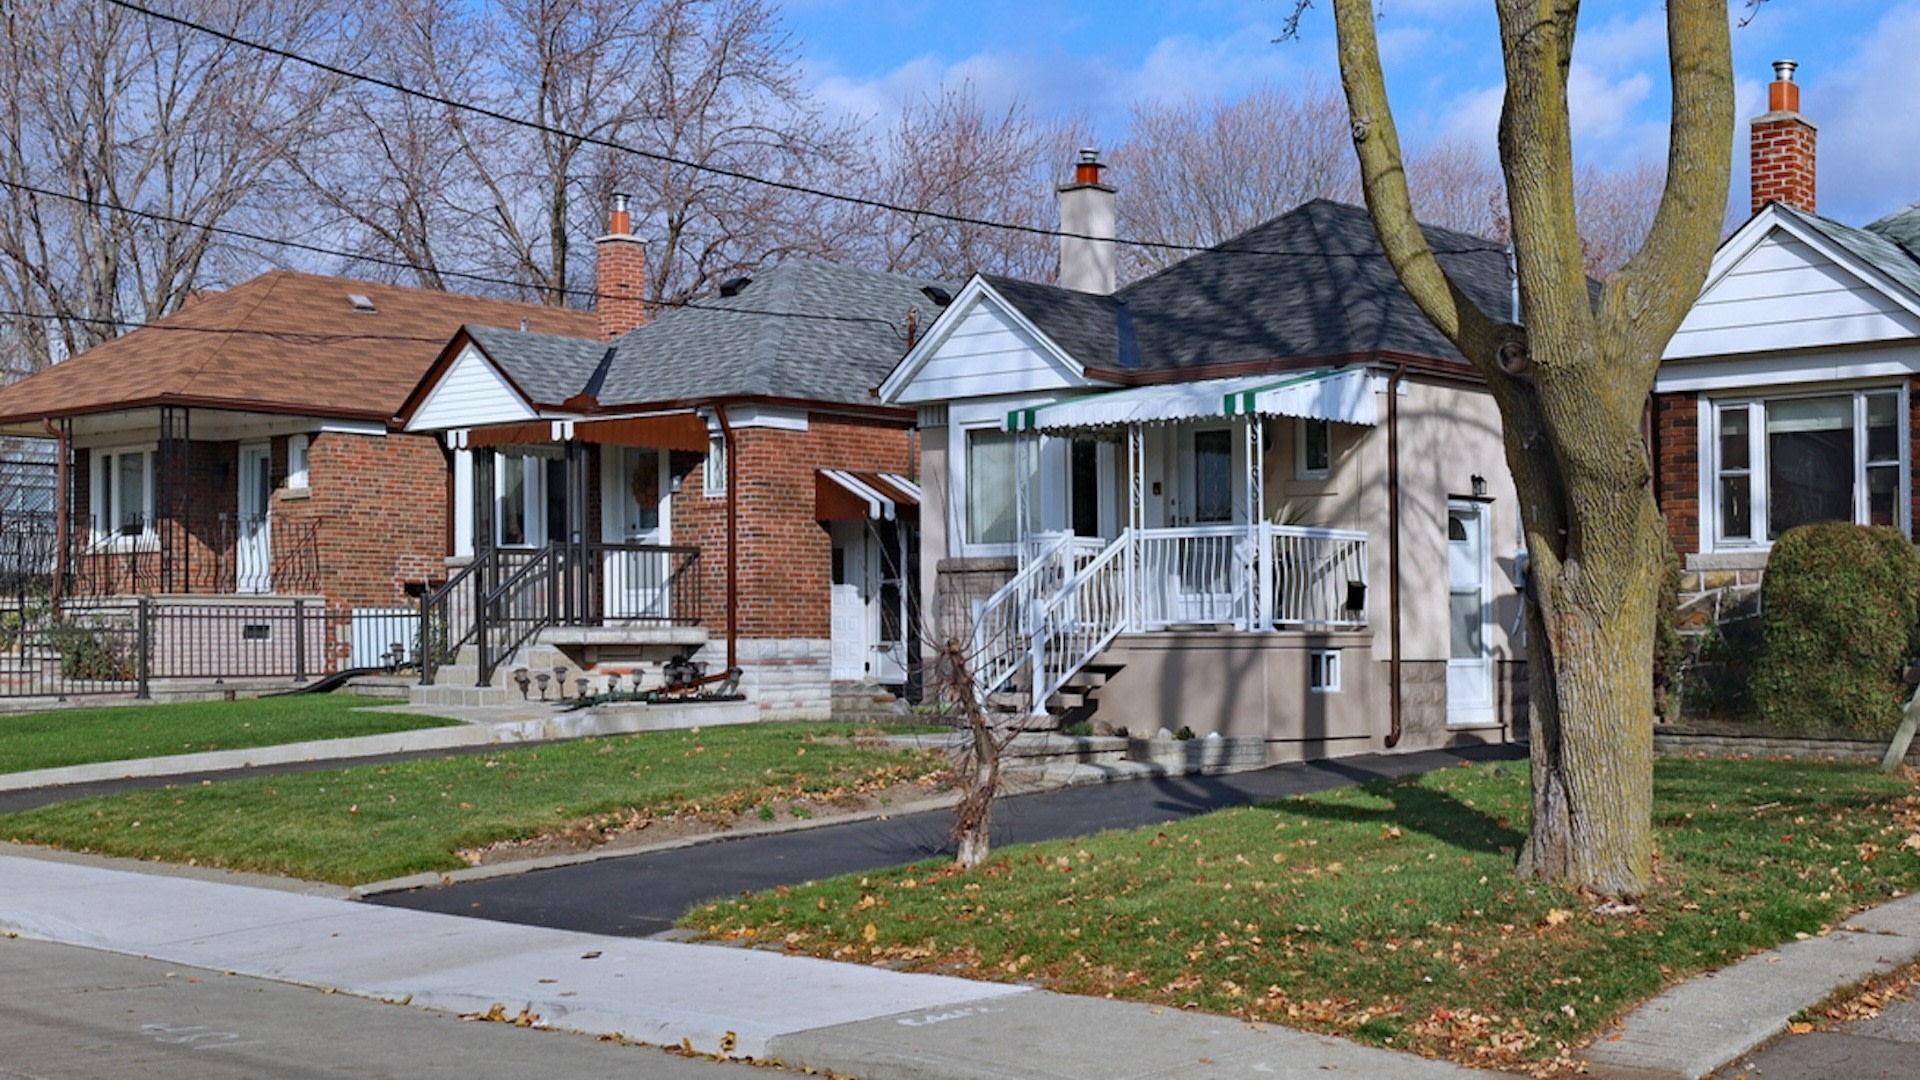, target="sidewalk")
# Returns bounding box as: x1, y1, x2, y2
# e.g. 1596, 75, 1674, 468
3, 847, 1918, 1078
